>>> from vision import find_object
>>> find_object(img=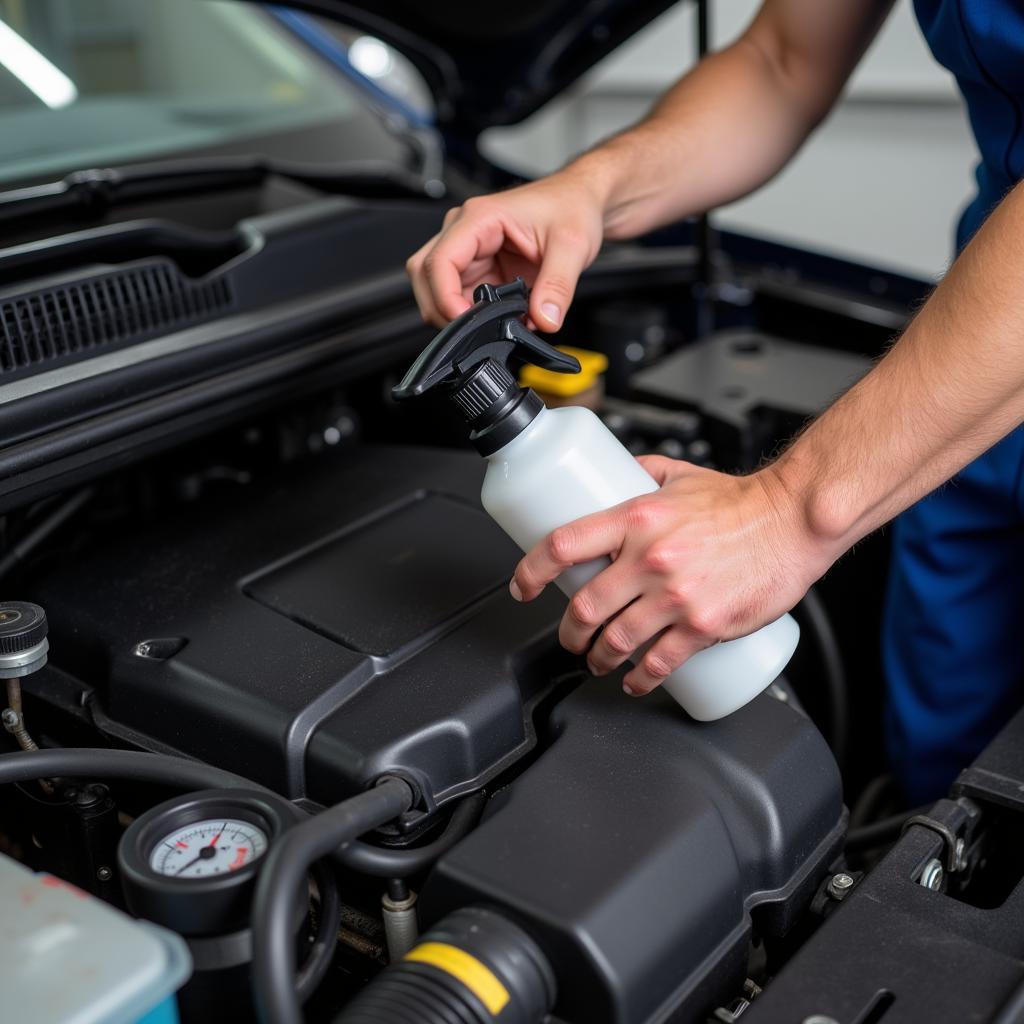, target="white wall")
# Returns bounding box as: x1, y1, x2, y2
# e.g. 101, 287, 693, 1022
481, 0, 978, 281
